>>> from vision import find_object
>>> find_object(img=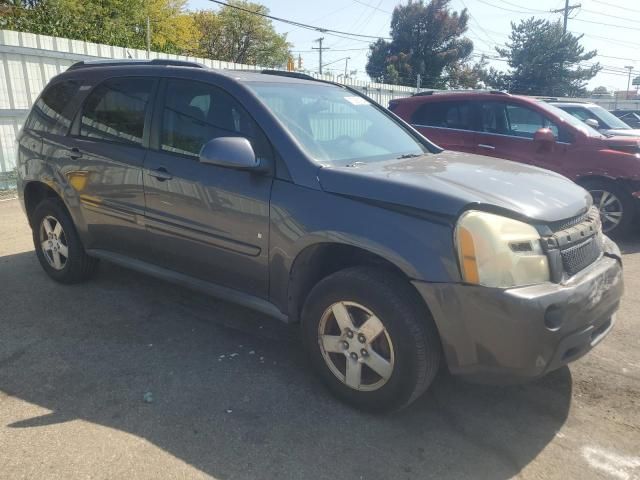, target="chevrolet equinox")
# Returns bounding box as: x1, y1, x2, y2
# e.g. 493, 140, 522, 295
16, 60, 624, 412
